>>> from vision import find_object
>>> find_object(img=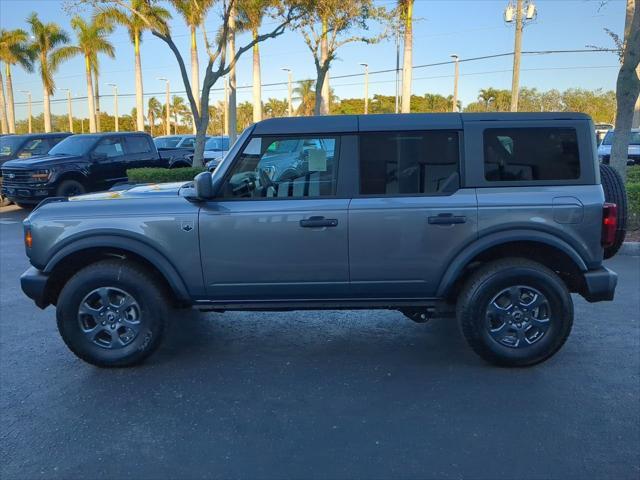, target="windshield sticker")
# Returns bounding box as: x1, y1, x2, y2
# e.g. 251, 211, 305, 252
308, 149, 327, 172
